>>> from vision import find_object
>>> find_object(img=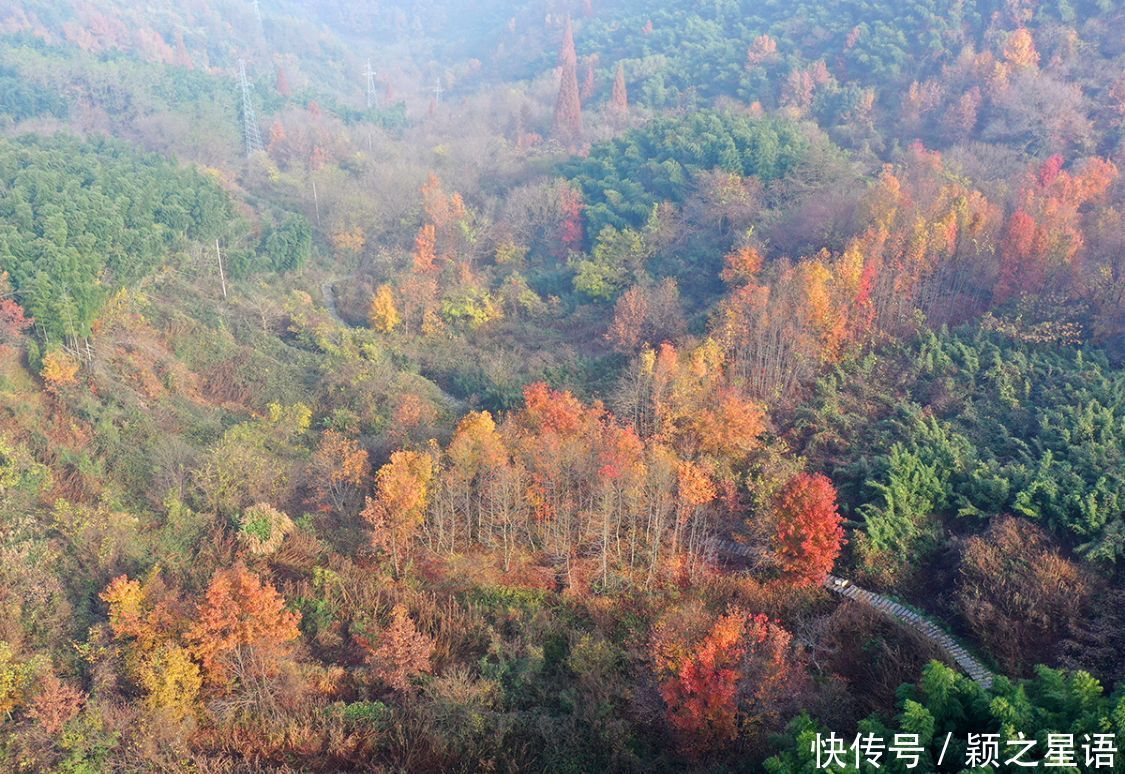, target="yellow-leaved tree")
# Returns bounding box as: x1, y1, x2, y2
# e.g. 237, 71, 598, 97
41, 350, 80, 387
369, 283, 400, 332
361, 450, 434, 574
